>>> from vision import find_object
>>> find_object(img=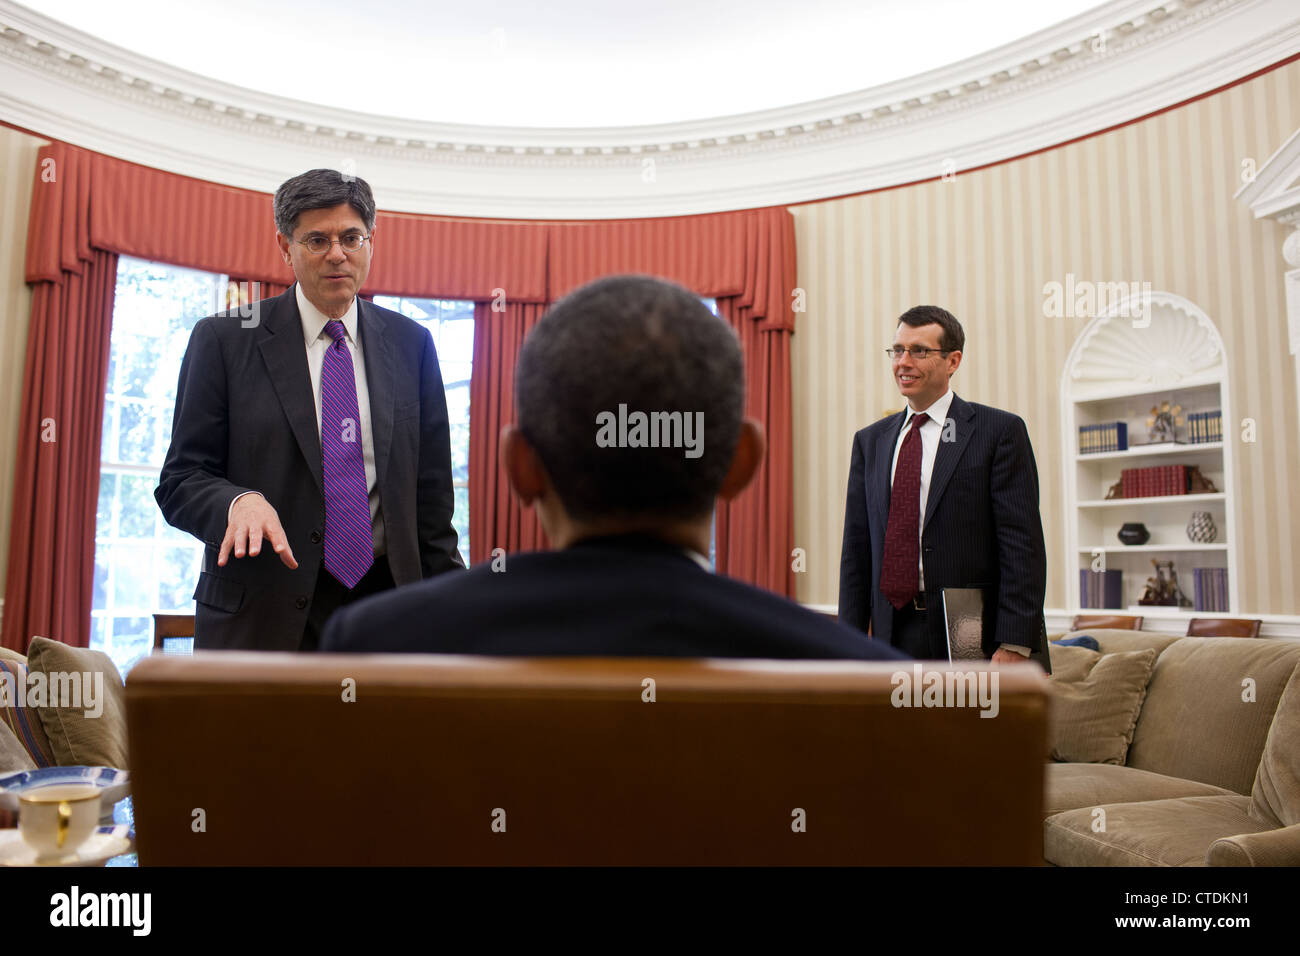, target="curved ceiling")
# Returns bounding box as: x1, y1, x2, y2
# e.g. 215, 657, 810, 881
35, 0, 1101, 127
